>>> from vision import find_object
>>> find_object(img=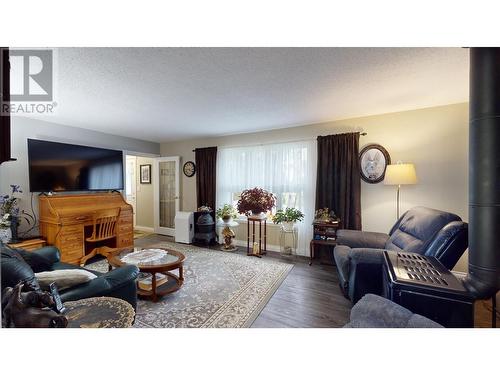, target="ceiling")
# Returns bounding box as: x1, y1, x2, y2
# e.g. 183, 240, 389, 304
22, 47, 469, 143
